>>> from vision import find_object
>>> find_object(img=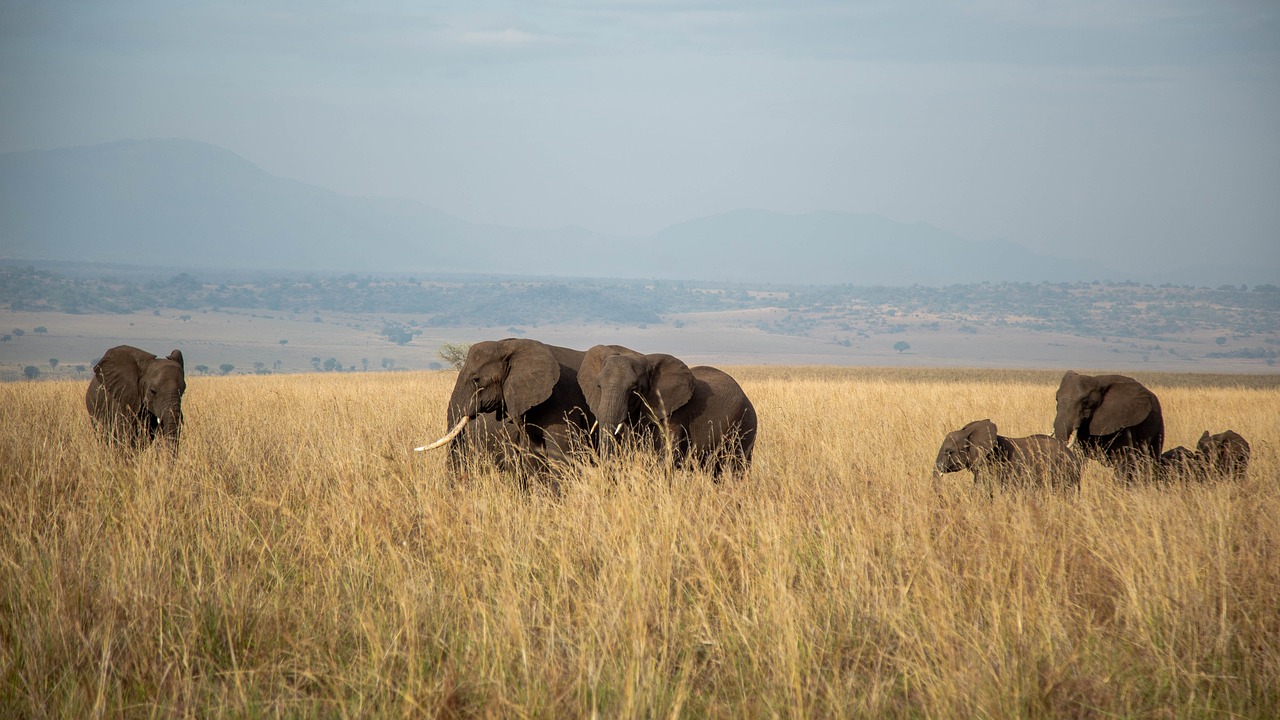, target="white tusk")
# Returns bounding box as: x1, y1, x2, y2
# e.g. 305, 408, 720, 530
613, 423, 623, 436
414, 415, 470, 452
